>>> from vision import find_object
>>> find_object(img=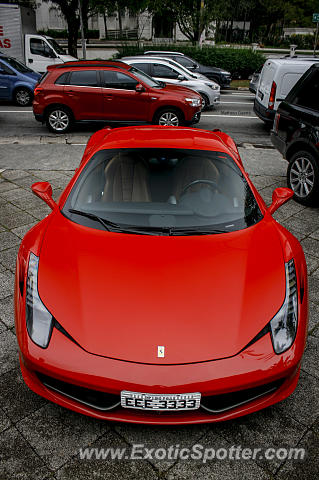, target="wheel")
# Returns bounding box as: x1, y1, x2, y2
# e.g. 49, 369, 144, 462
154, 108, 183, 126
46, 107, 73, 134
199, 93, 209, 110
14, 87, 32, 106
287, 151, 319, 206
